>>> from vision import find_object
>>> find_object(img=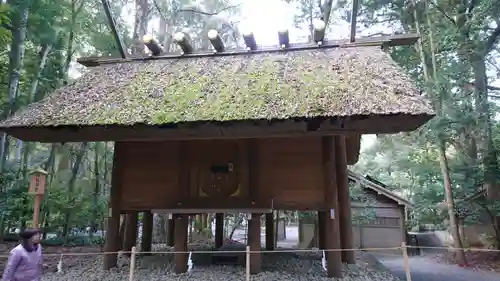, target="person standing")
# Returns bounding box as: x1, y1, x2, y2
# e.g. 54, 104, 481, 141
2, 228, 43, 281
